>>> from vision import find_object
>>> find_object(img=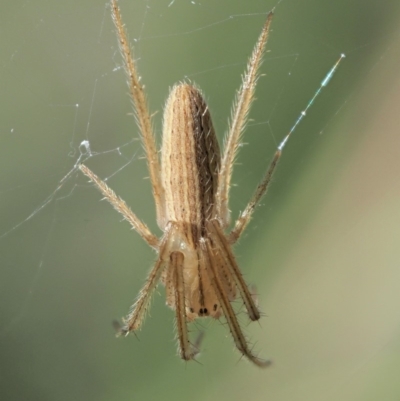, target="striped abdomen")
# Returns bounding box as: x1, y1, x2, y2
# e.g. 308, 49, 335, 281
161, 84, 220, 244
